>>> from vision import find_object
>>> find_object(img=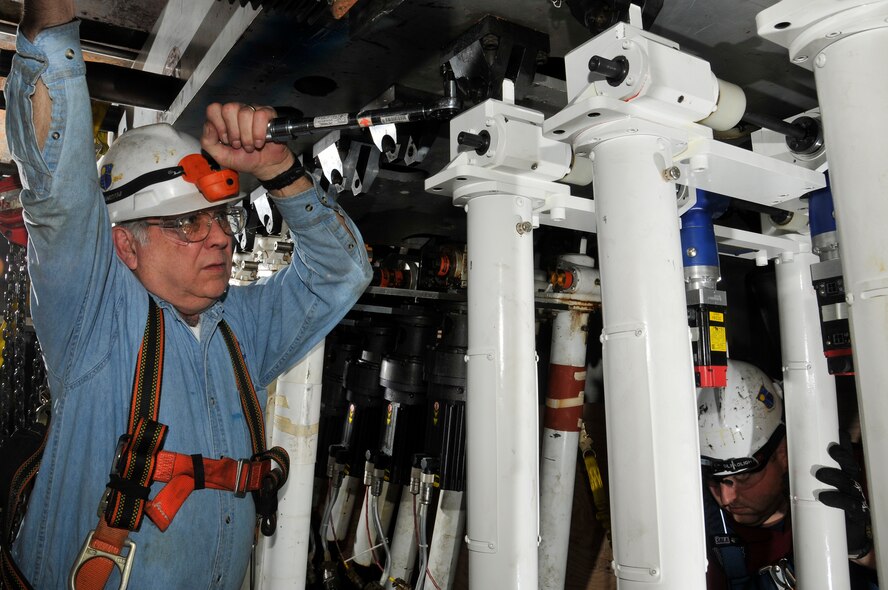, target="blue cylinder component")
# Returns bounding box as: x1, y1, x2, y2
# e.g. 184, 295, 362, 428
808, 172, 836, 238
681, 190, 721, 269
